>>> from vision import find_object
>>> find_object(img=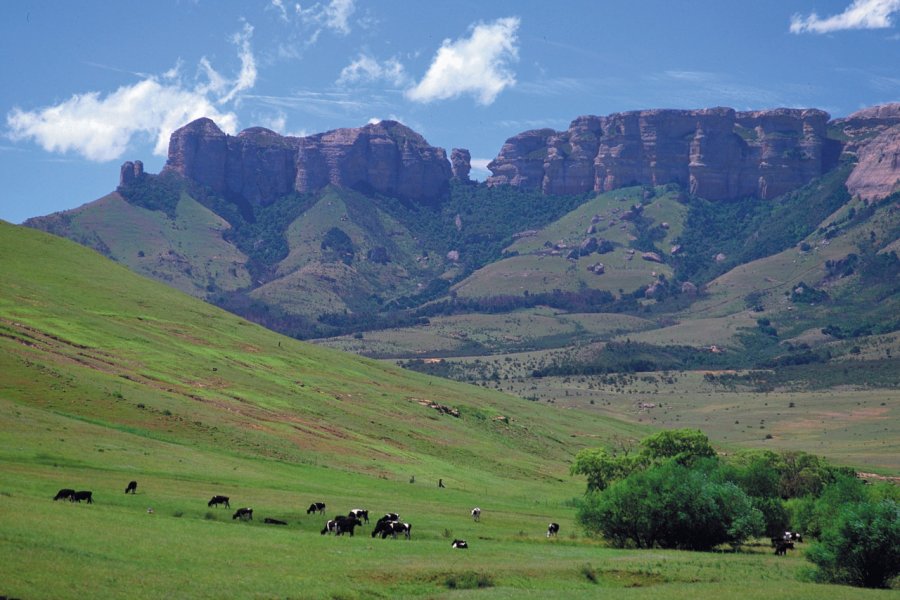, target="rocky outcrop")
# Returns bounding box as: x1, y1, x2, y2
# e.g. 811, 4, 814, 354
118, 160, 144, 187
836, 104, 900, 200
846, 124, 900, 200
487, 107, 840, 200
163, 118, 451, 207
451, 148, 471, 181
